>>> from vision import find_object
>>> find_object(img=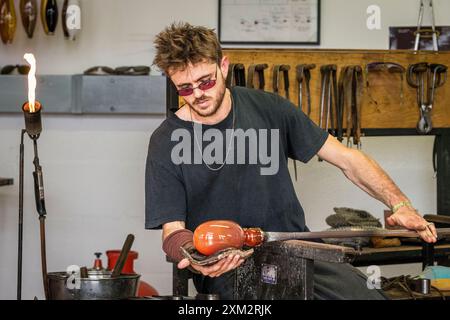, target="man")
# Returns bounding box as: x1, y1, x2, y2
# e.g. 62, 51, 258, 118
145, 22, 437, 299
